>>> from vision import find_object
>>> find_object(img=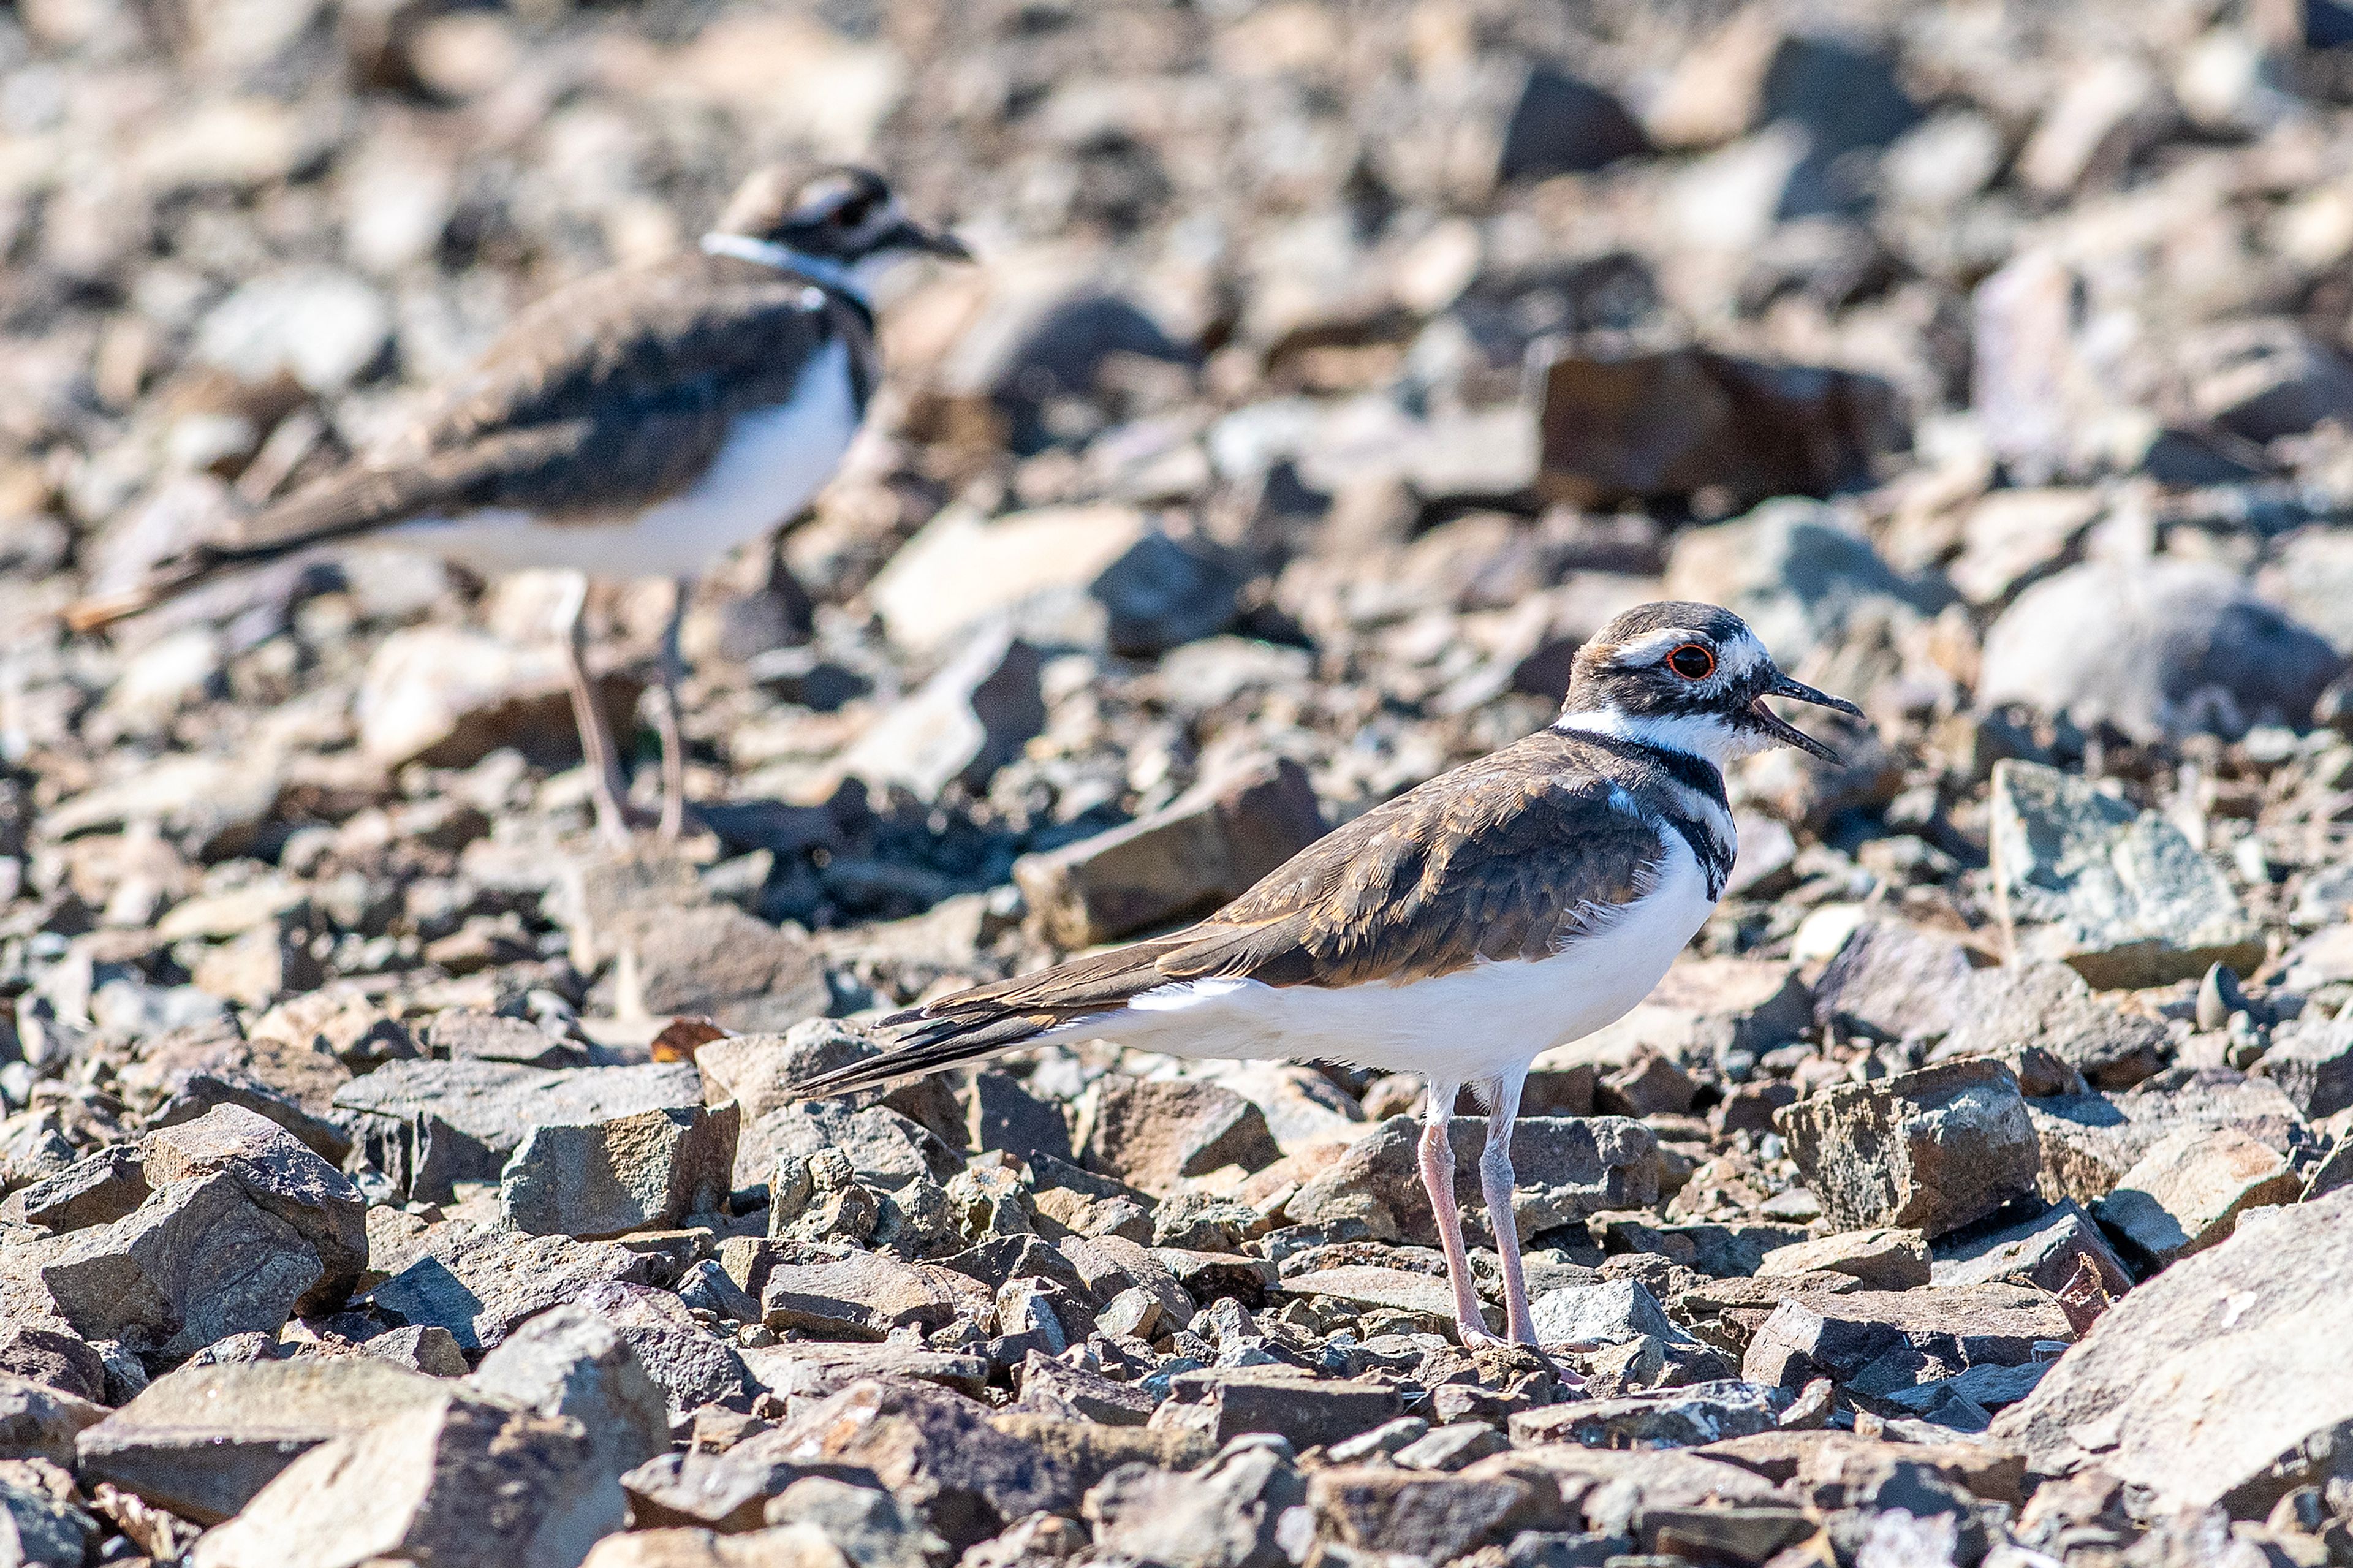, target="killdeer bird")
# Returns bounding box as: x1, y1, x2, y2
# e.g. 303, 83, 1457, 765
67, 165, 969, 843
794, 602, 1860, 1348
